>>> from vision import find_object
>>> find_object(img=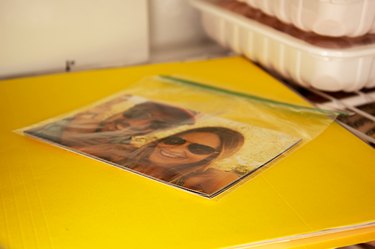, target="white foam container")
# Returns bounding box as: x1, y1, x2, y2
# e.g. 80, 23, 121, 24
191, 0, 375, 92
238, 0, 375, 37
